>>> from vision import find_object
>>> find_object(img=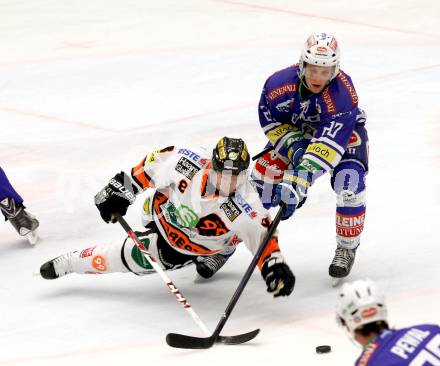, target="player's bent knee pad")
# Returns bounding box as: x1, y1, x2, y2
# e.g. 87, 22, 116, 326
121, 230, 196, 274
331, 160, 366, 196
121, 231, 161, 275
